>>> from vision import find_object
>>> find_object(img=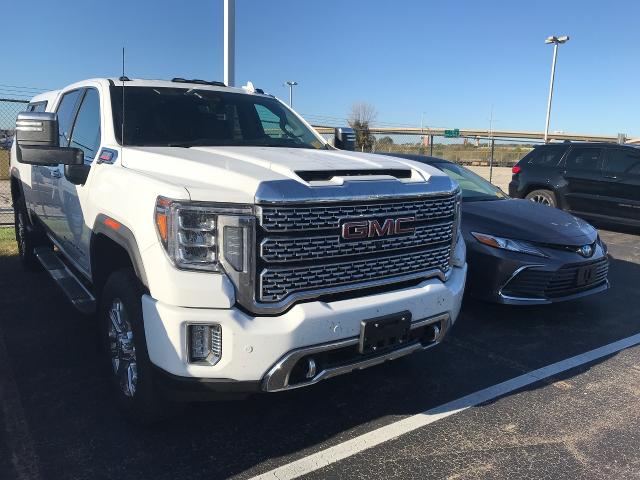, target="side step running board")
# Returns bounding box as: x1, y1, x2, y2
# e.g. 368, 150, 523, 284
34, 247, 96, 314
